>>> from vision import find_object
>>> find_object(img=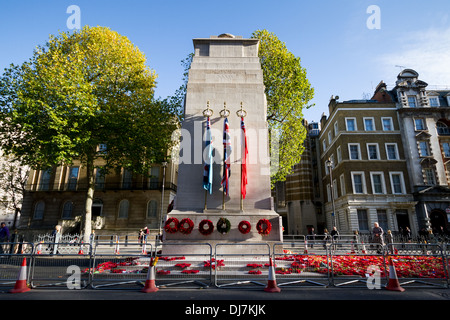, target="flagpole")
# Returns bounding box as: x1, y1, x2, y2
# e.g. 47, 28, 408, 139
202, 101, 213, 211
